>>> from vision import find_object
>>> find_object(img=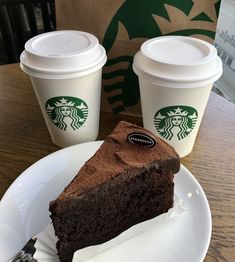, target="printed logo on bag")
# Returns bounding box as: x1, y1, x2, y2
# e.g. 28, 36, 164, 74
45, 96, 88, 131
154, 106, 198, 141
101, 1, 220, 113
